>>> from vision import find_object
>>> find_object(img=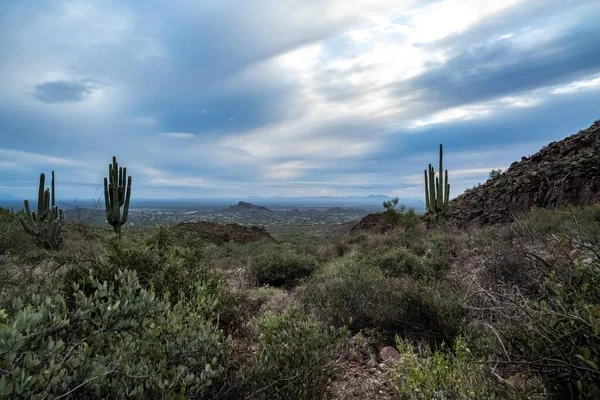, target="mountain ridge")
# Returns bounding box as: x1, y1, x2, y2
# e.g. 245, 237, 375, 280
447, 120, 600, 226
